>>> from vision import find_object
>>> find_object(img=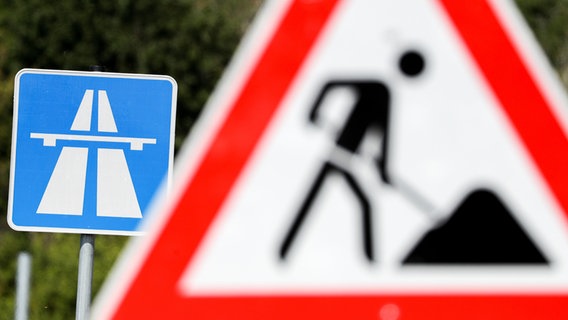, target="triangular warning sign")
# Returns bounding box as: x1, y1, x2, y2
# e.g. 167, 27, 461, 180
94, 0, 568, 318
